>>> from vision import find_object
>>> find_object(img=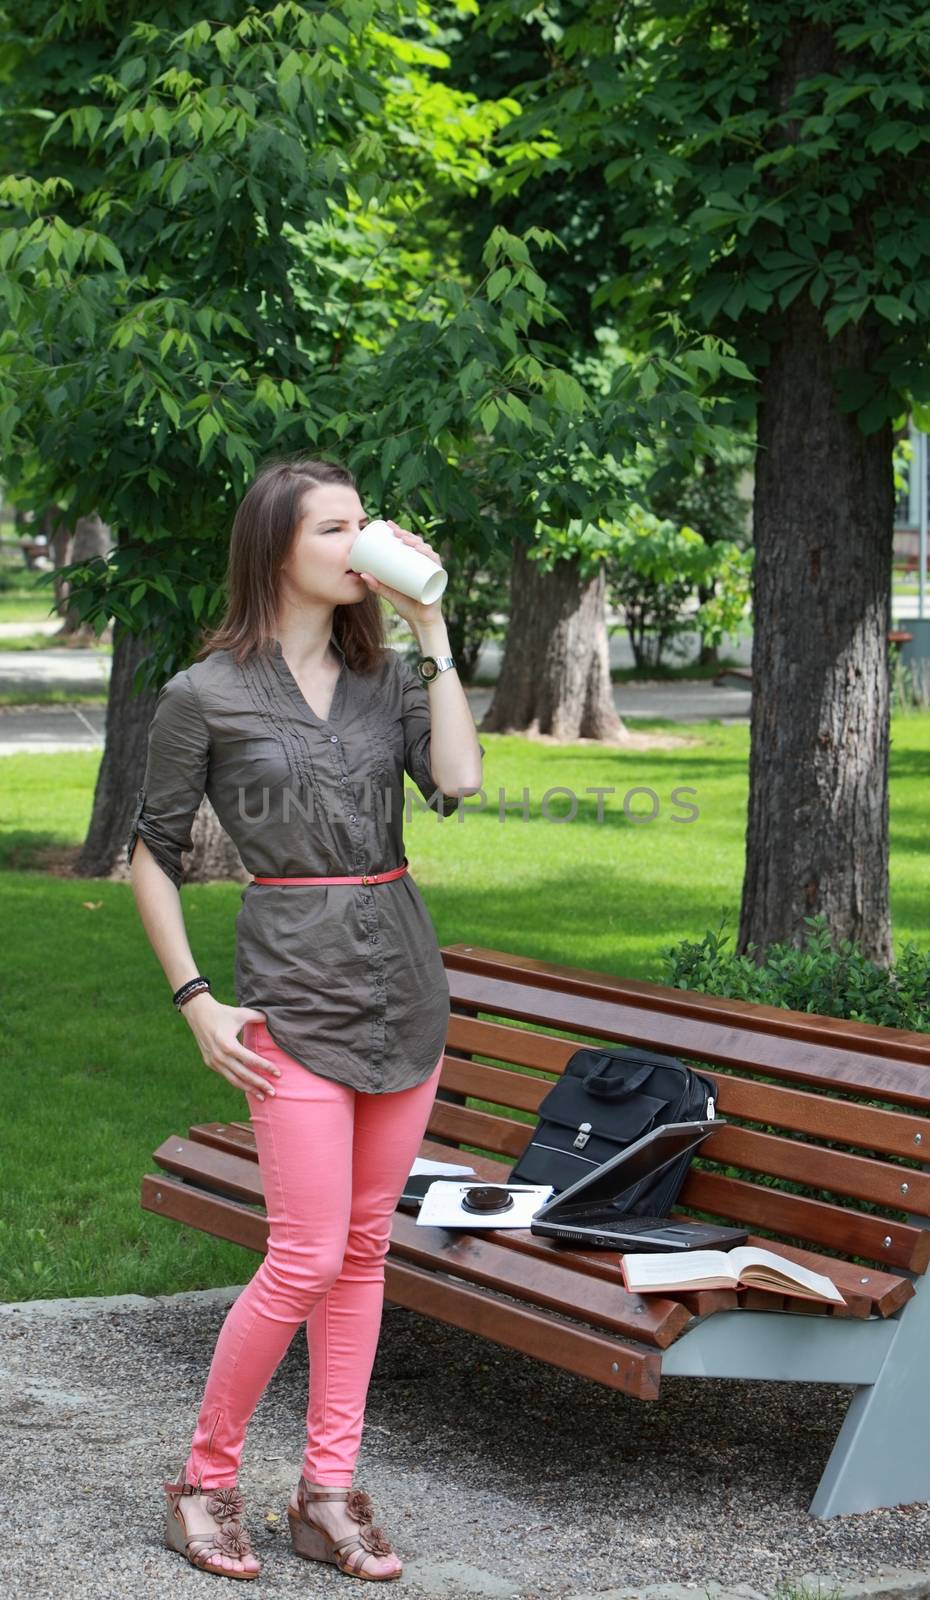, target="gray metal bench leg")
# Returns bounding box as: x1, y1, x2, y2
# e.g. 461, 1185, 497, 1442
809, 1269, 930, 1517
